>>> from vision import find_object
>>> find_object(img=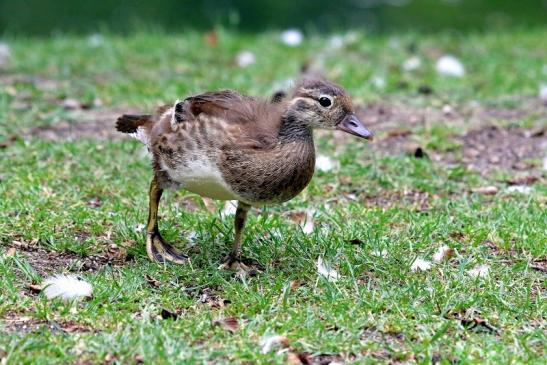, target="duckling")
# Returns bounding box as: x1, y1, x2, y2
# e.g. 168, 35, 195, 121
116, 79, 372, 269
